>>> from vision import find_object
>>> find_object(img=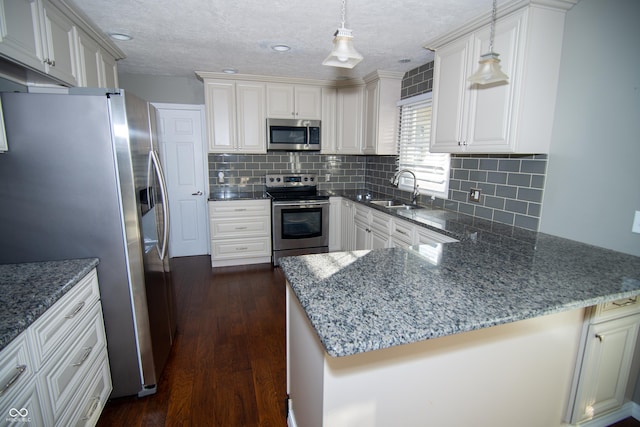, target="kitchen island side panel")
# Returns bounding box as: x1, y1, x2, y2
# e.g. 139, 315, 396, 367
287, 282, 585, 427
